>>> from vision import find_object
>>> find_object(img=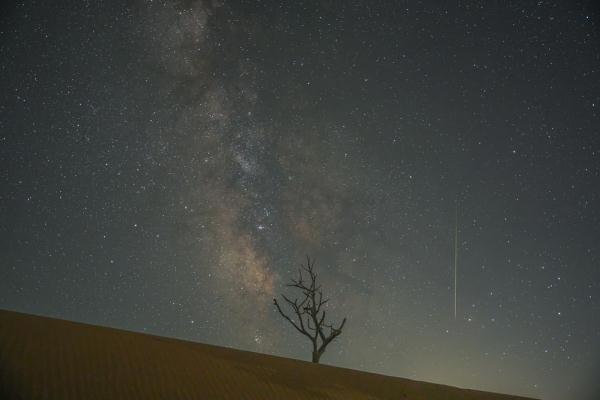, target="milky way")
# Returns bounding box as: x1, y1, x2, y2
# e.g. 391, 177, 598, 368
1, 1, 600, 399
